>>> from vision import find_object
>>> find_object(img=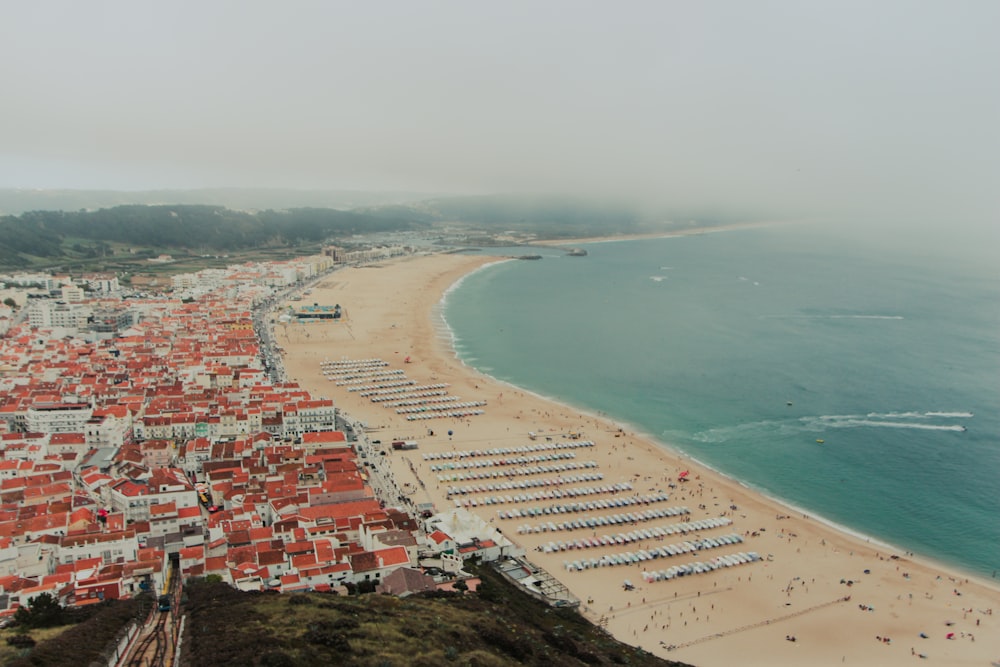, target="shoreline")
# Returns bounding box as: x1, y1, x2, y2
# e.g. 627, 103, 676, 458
531, 219, 800, 248
445, 349, 993, 592
433, 264, 989, 587
280, 251, 1000, 666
